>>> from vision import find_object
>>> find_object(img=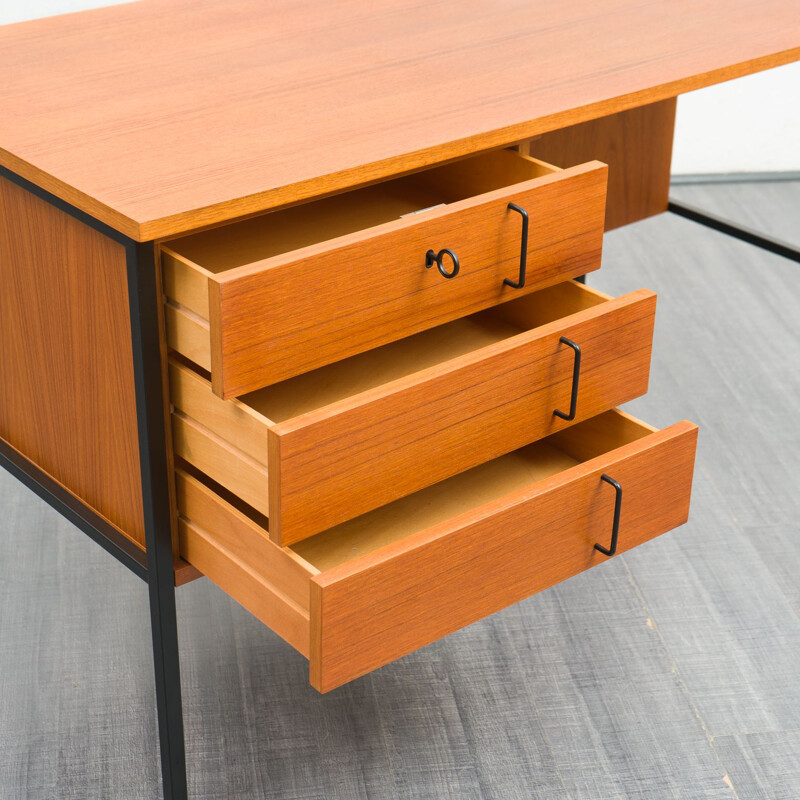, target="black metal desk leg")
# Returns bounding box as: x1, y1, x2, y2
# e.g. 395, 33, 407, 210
127, 242, 189, 800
